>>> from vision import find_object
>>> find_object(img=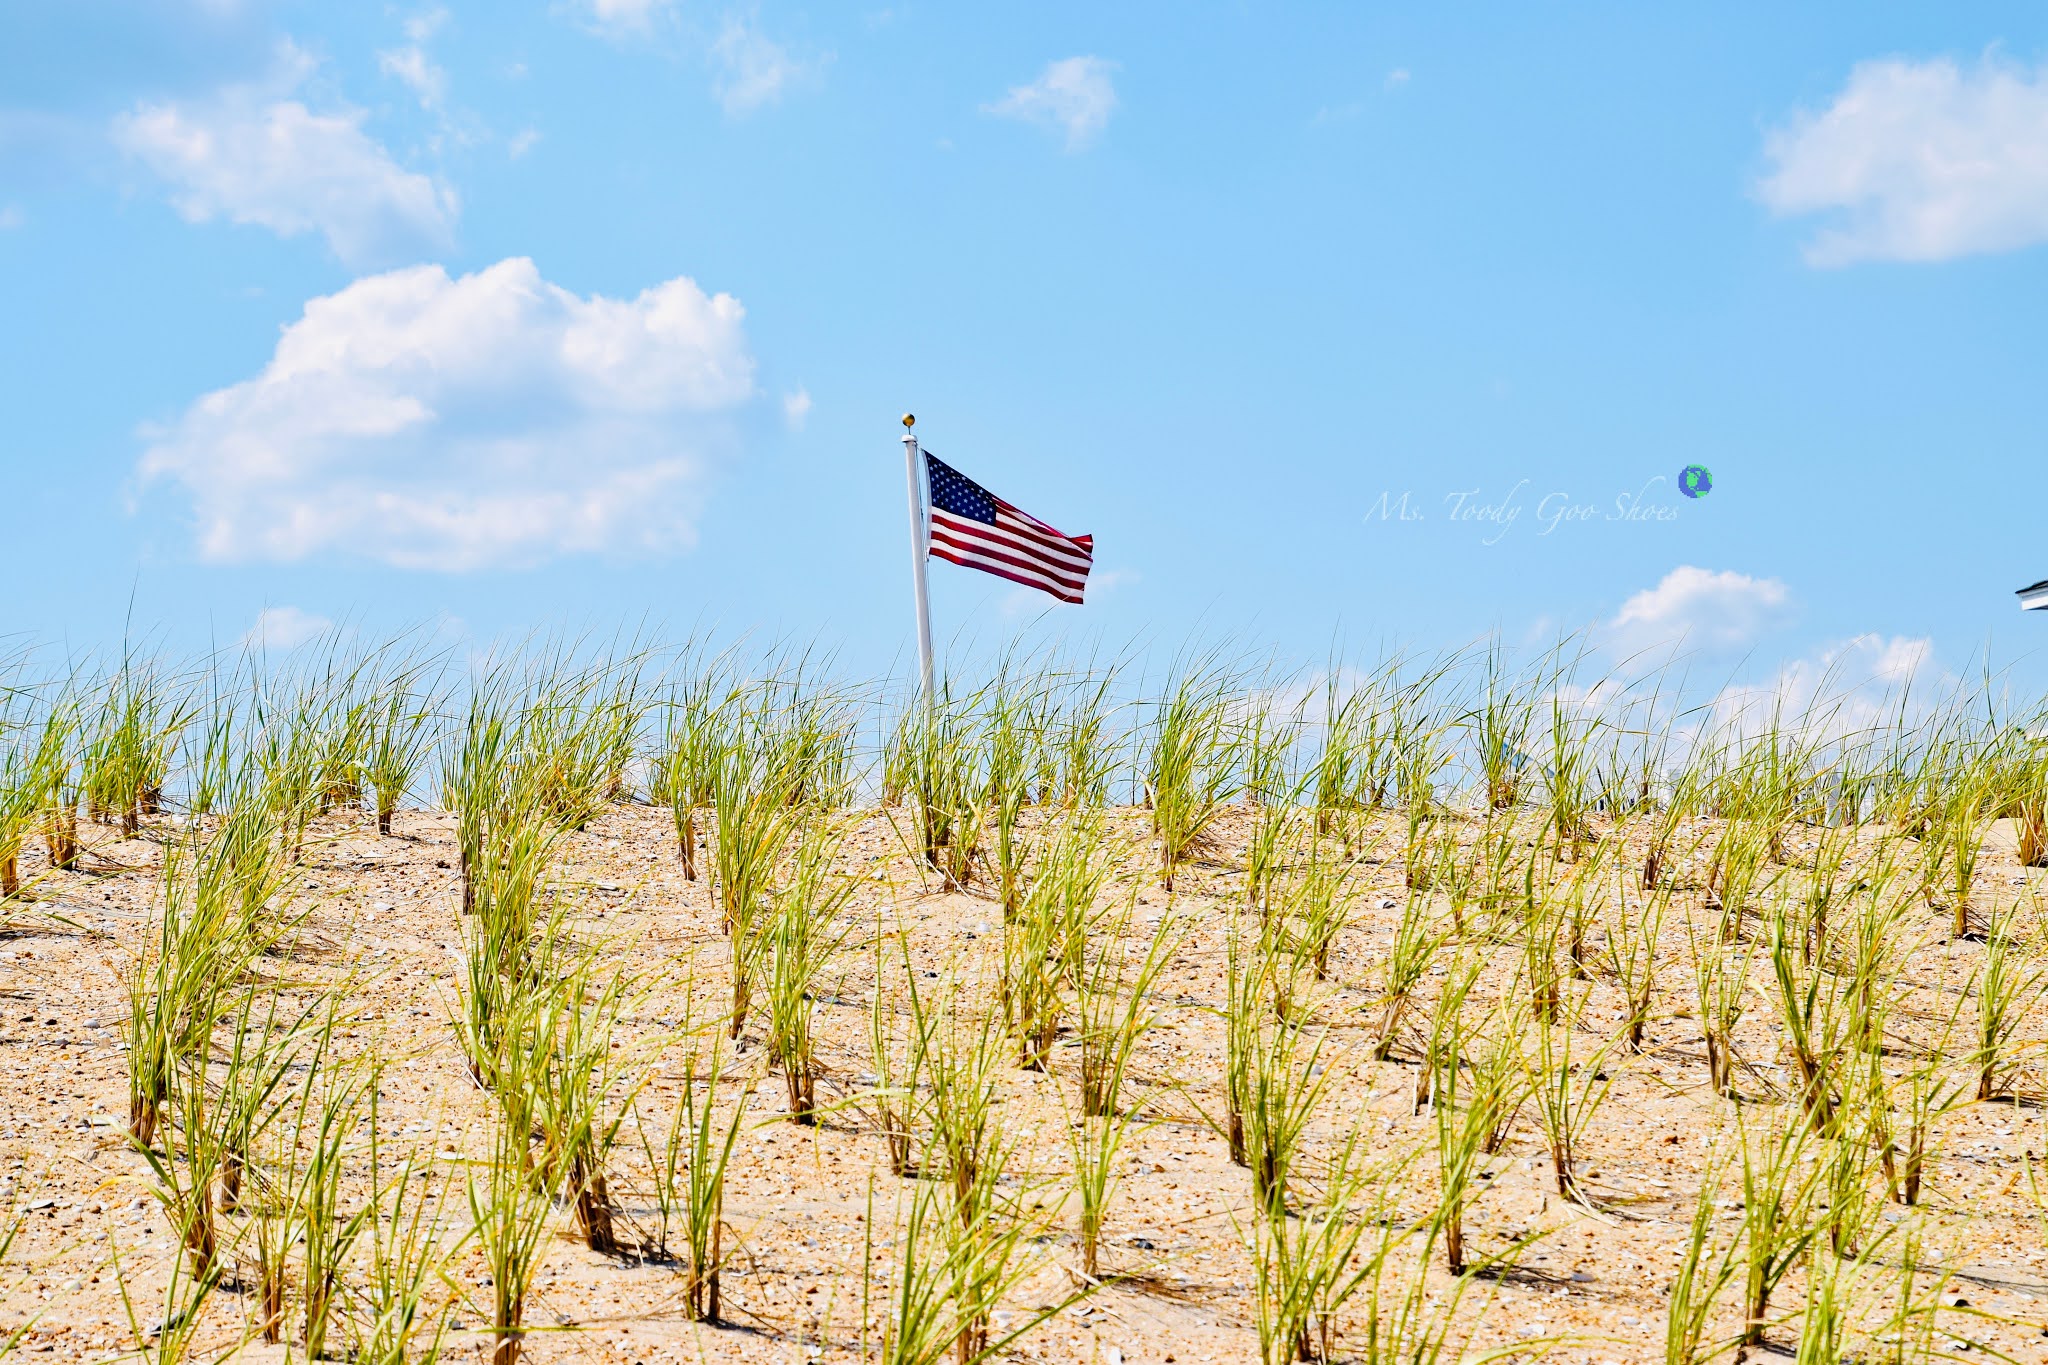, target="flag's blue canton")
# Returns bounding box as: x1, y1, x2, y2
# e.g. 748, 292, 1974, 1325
926, 453, 998, 525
